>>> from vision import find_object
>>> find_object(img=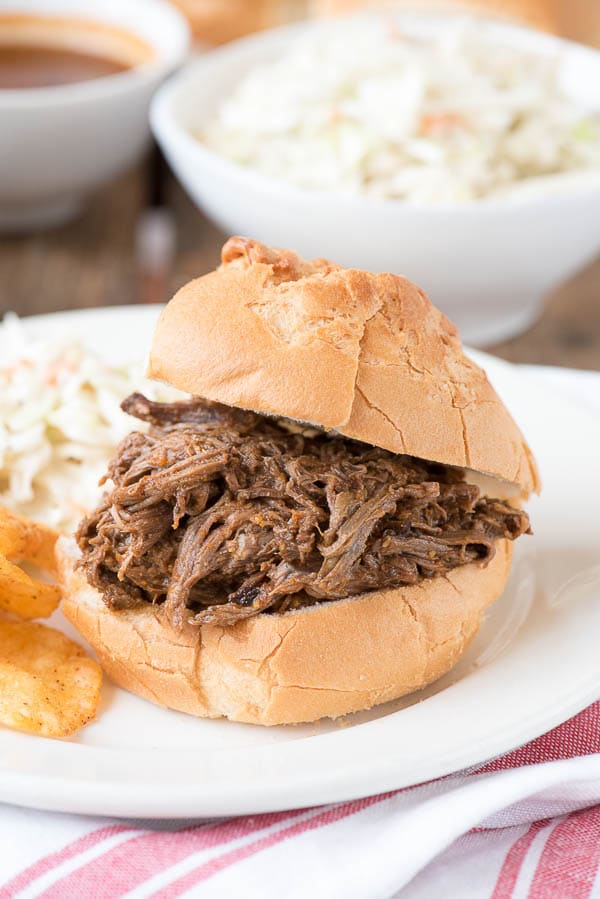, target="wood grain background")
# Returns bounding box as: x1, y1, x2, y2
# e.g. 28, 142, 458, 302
1, 161, 599, 371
